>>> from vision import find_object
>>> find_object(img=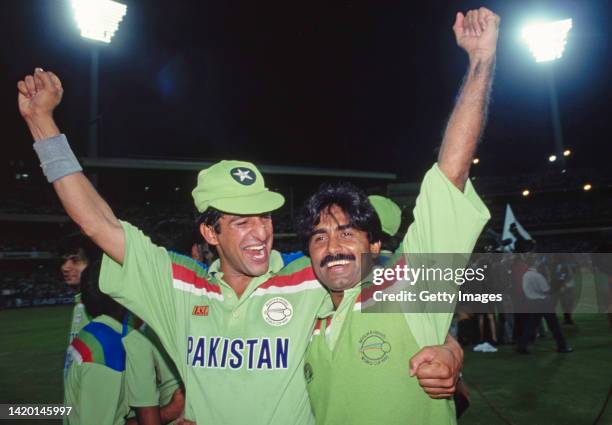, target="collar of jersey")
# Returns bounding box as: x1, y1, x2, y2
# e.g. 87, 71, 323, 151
207, 250, 284, 289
